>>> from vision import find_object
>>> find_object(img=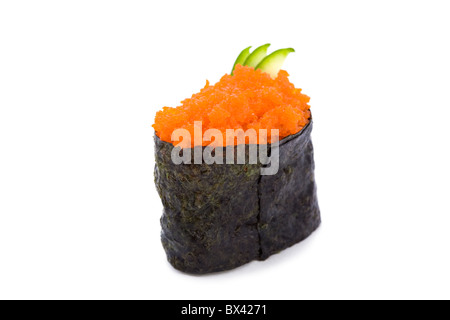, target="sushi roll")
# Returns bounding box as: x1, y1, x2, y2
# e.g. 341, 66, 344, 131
153, 45, 321, 274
